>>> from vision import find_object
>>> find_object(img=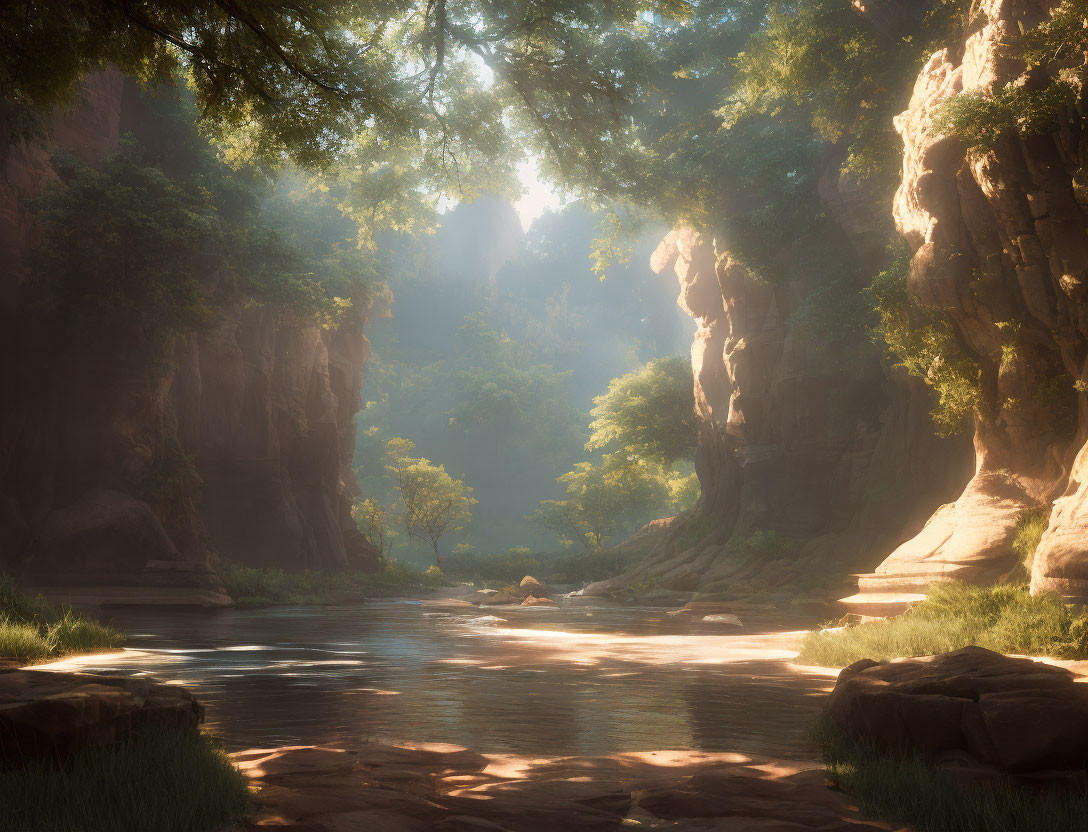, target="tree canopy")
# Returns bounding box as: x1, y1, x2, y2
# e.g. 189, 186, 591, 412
586, 356, 696, 466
